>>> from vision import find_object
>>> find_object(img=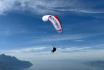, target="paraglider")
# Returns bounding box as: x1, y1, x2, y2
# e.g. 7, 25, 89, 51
51, 47, 57, 53
42, 15, 63, 53
42, 15, 63, 33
